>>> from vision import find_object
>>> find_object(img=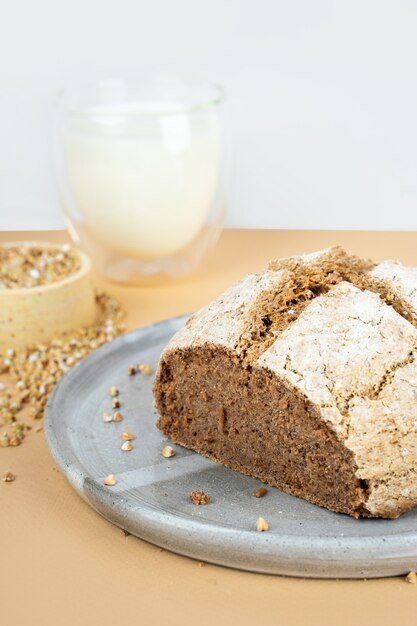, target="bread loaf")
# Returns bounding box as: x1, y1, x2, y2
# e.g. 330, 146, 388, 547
153, 247, 417, 518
